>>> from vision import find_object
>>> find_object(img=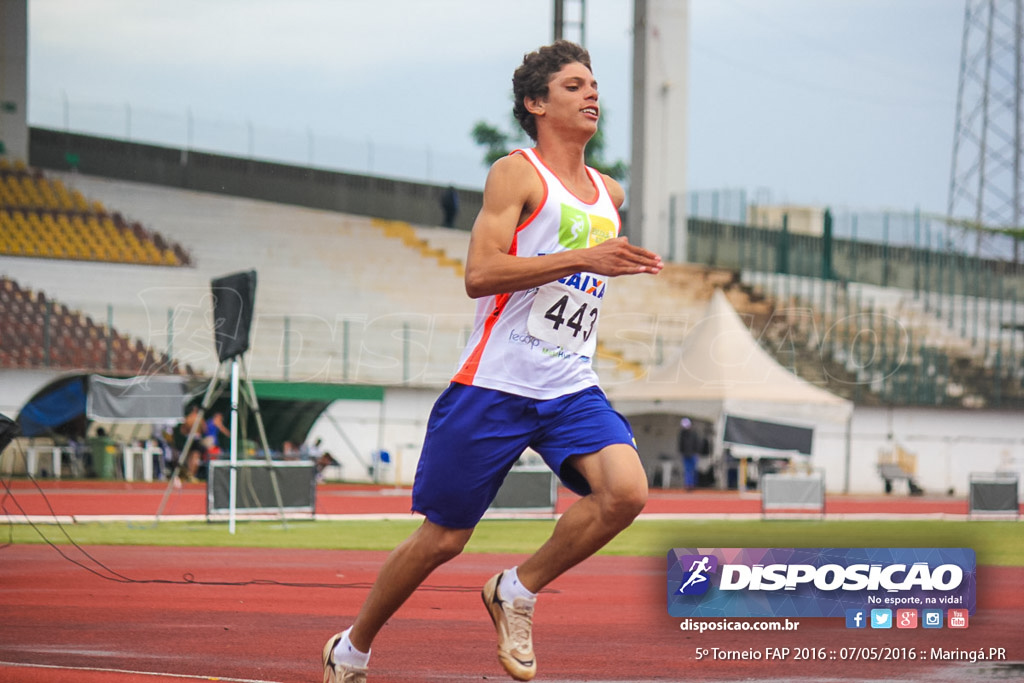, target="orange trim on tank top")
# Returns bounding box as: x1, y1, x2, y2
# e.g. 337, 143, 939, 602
525, 148, 600, 206
451, 149, 568, 385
